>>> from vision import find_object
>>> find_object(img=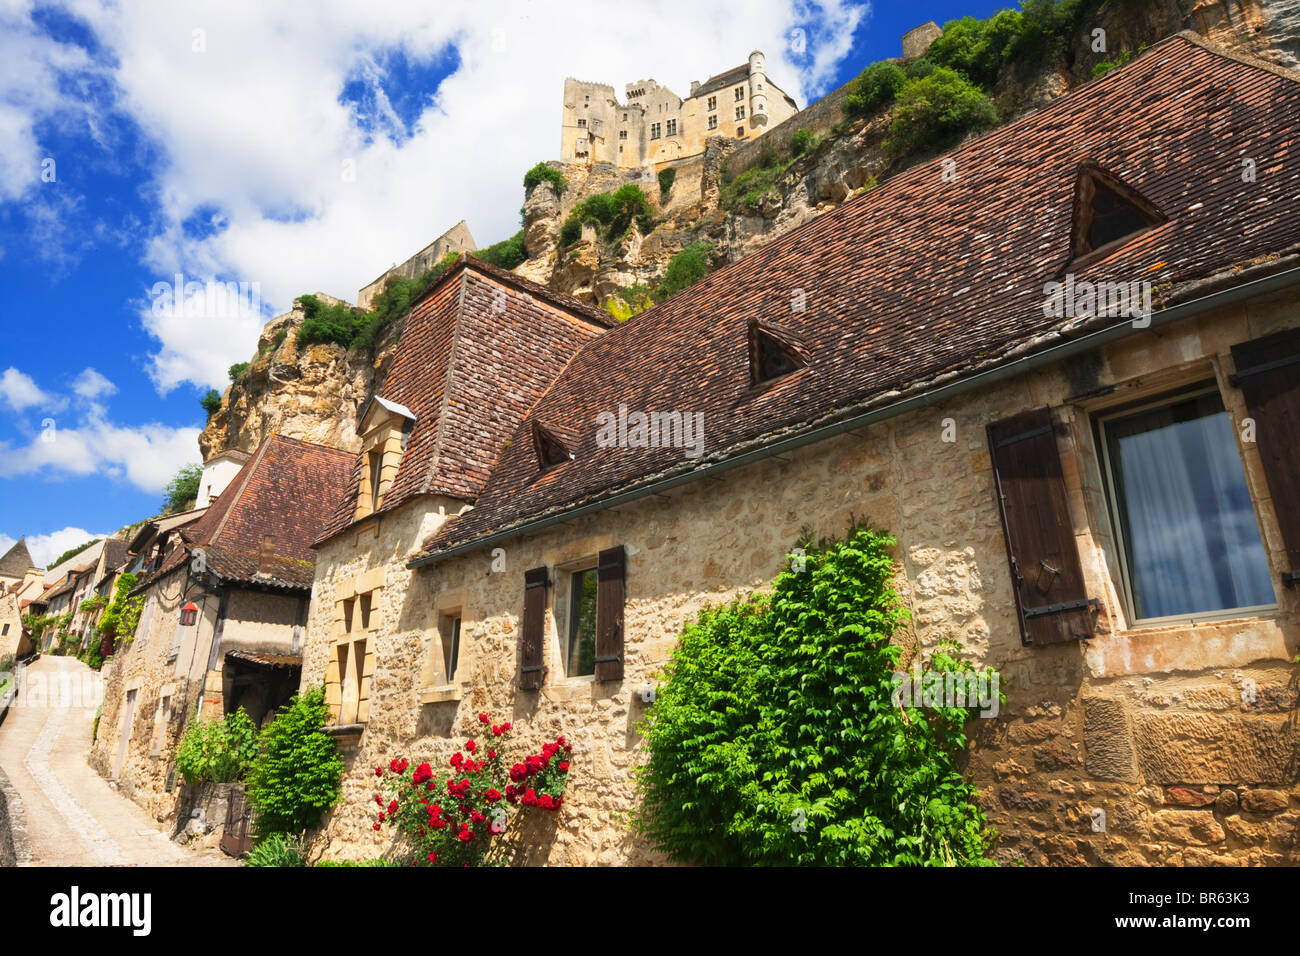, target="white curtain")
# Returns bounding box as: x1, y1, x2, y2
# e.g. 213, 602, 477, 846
1109, 397, 1273, 619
